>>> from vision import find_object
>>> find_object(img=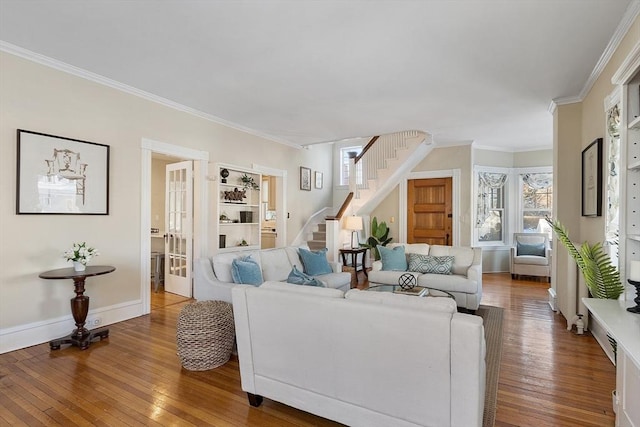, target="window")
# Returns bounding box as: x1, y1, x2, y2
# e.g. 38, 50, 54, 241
476, 171, 507, 243
339, 146, 362, 186
520, 173, 553, 235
